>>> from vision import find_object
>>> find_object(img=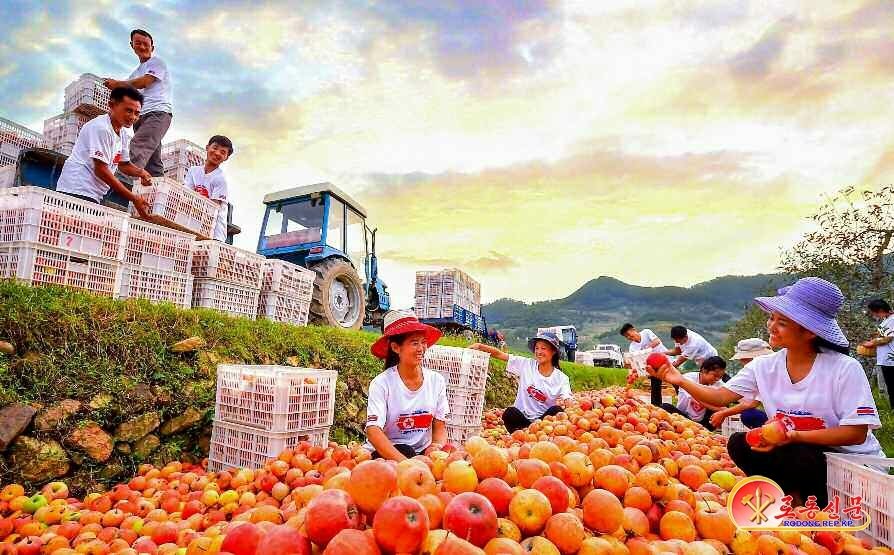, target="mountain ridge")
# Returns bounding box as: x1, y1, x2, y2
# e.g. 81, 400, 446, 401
483, 273, 788, 351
